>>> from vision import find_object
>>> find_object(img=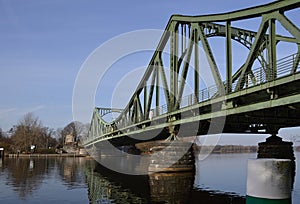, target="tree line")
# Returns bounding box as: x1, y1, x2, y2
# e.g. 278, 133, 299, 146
0, 112, 89, 154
